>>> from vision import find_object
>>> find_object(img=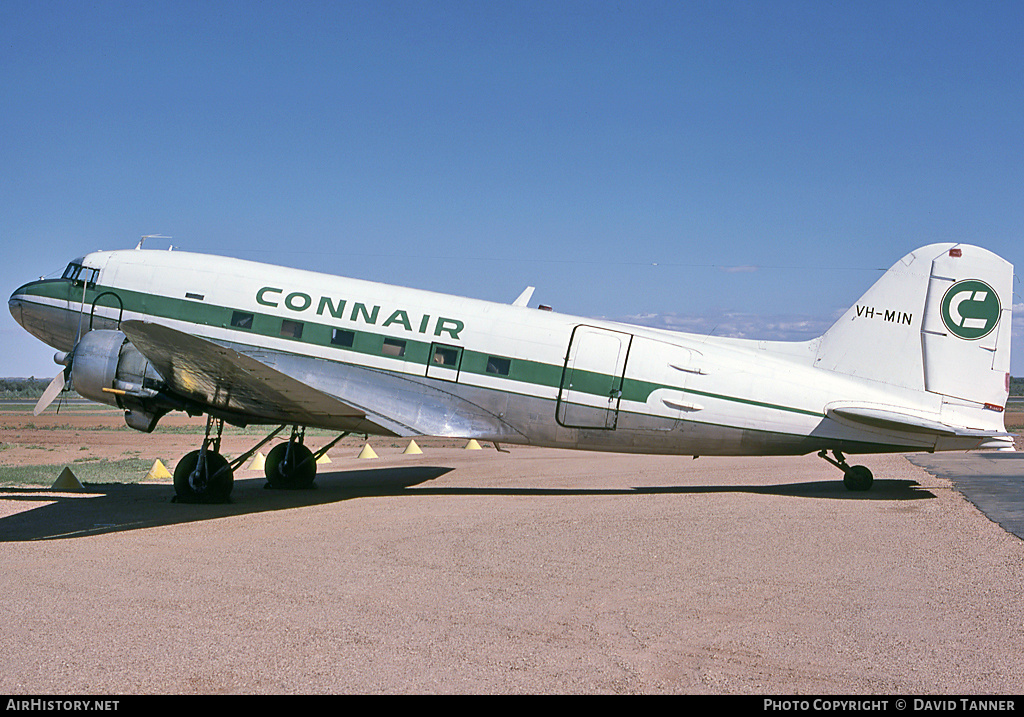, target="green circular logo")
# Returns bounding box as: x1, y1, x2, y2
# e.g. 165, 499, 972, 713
940, 279, 1001, 340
